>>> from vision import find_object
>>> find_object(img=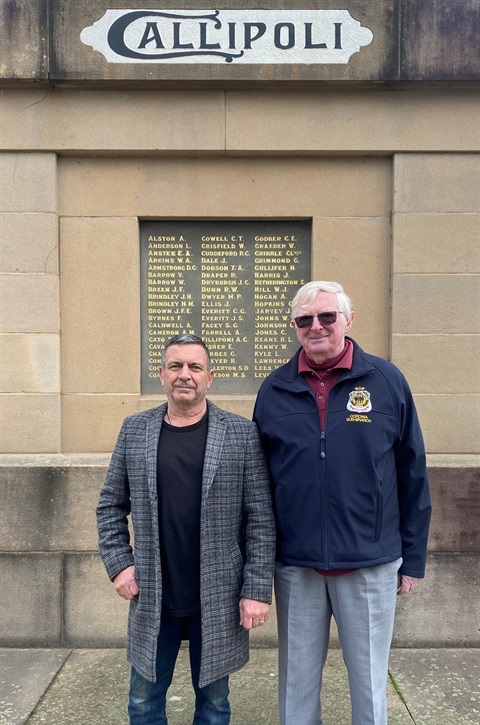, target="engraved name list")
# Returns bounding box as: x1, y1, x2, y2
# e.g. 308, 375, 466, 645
141, 220, 311, 393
